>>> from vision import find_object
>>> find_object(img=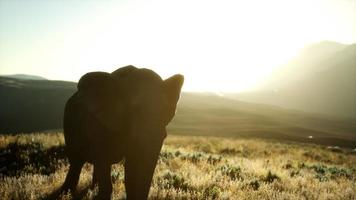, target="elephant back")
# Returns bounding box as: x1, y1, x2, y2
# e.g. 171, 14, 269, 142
111, 65, 138, 78
78, 71, 114, 91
